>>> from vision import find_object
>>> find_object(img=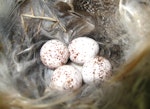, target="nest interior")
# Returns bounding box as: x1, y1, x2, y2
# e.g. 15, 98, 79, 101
0, 0, 150, 109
